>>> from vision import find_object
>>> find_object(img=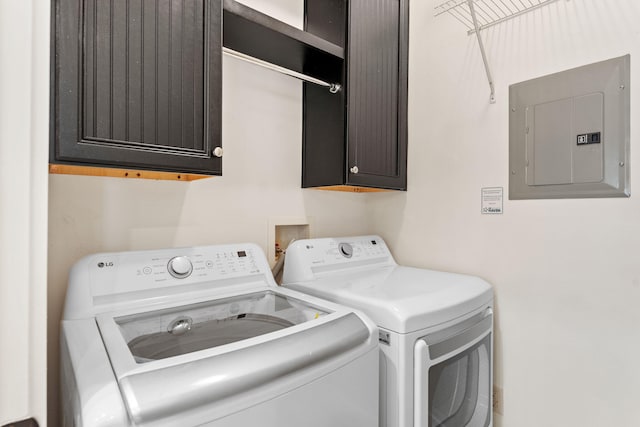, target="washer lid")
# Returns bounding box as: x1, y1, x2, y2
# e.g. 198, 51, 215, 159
113, 290, 330, 363
95, 287, 376, 425
285, 265, 493, 334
